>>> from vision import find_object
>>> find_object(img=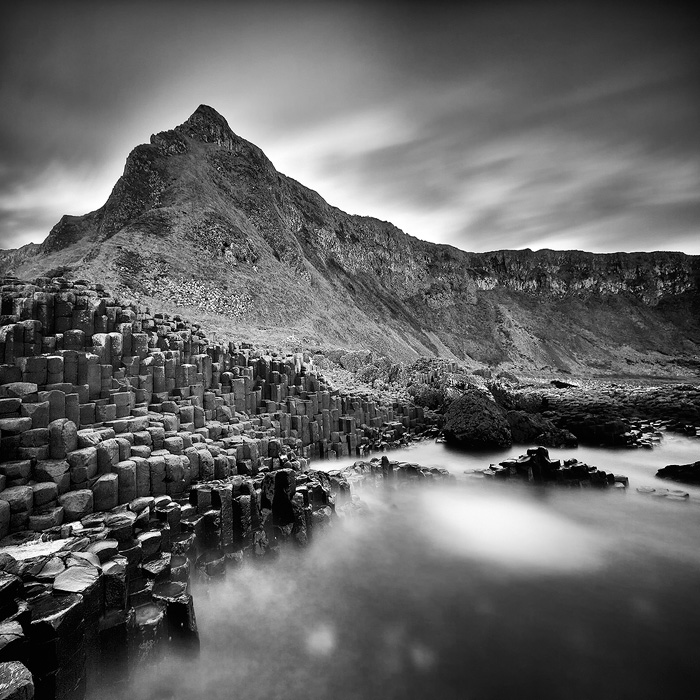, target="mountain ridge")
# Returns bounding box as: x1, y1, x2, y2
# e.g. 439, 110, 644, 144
2, 105, 699, 375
